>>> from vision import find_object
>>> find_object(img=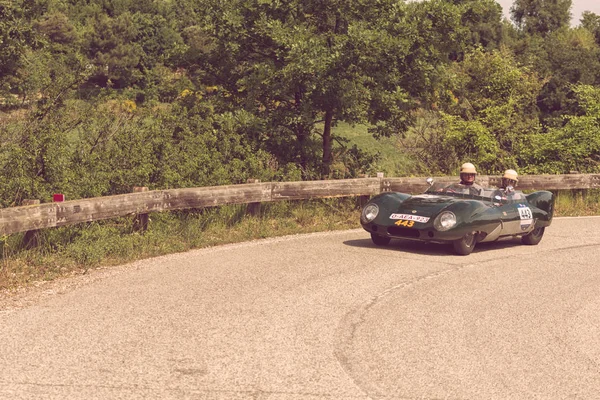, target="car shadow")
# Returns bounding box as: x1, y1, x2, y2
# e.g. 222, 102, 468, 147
344, 236, 523, 256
